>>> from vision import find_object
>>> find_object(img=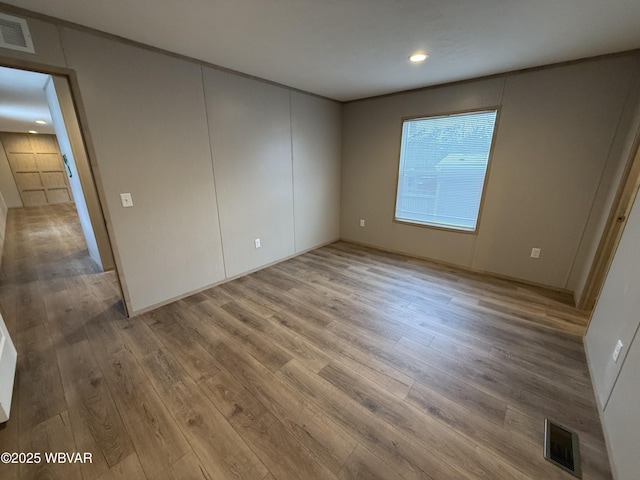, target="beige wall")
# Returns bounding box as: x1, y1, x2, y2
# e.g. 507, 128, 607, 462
291, 92, 342, 252
202, 70, 343, 278
341, 54, 640, 292
566, 63, 640, 302
585, 190, 640, 480
203, 68, 294, 278
59, 28, 226, 312
0, 8, 341, 313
